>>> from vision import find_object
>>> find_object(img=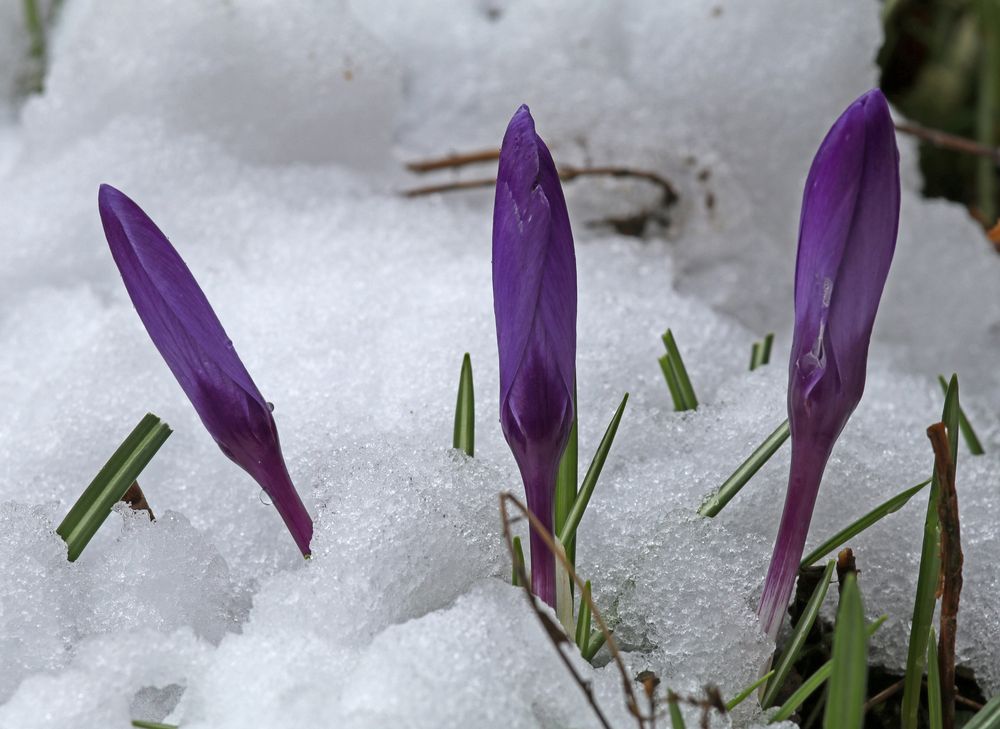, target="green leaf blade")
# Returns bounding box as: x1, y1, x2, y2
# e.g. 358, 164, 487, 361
57, 413, 171, 562
558, 393, 628, 547
927, 627, 943, 729
800, 478, 930, 568
661, 329, 697, 409
698, 419, 790, 518
452, 353, 475, 457
762, 560, 836, 707
555, 385, 578, 563
823, 573, 868, 729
